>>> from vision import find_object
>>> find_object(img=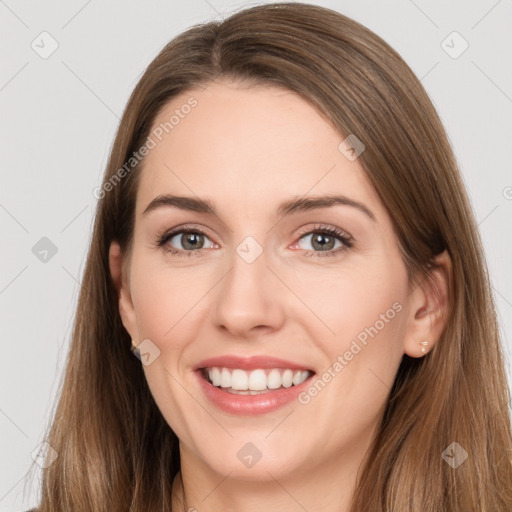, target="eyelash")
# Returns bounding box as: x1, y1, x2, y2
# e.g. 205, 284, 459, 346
155, 223, 354, 258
